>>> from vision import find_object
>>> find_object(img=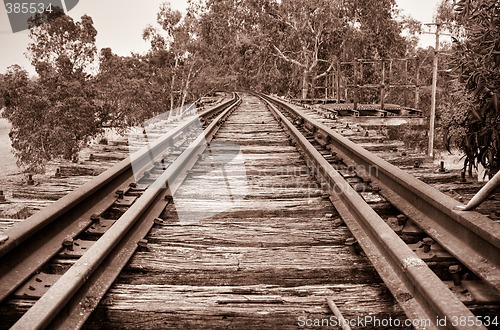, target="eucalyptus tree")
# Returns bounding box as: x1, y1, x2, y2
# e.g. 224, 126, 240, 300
342, 0, 406, 59
158, 0, 409, 99
265, 0, 347, 98
191, 0, 252, 91
2, 8, 99, 172
143, 2, 202, 111
96, 48, 163, 128
0, 74, 5, 106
